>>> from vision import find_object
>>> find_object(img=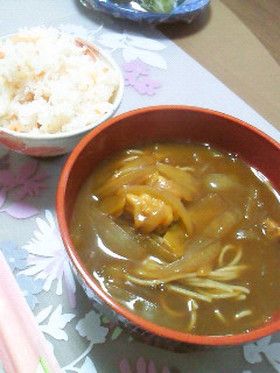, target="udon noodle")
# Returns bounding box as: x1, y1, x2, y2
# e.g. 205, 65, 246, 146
71, 142, 280, 335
